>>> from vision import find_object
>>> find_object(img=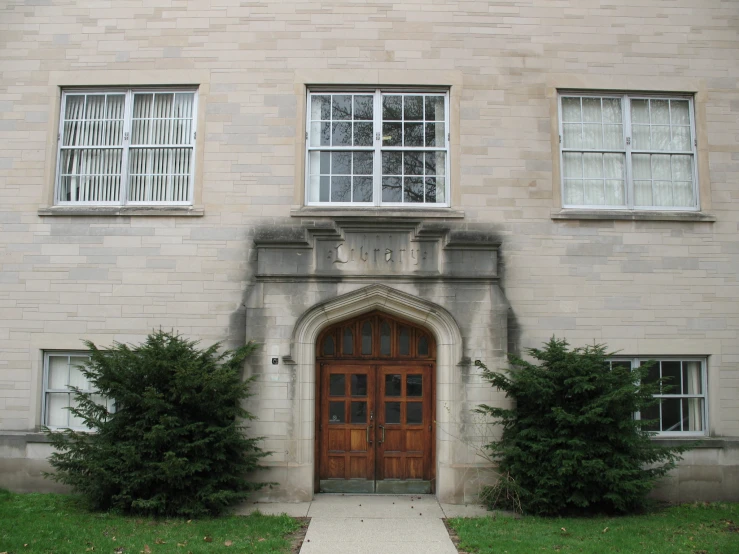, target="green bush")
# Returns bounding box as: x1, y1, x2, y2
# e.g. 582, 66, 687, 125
44, 330, 268, 517
476, 337, 687, 516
